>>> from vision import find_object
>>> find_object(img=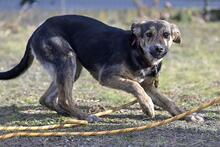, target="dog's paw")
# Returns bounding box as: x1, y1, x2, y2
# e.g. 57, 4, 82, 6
185, 113, 204, 123
140, 99, 155, 118
87, 114, 102, 123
